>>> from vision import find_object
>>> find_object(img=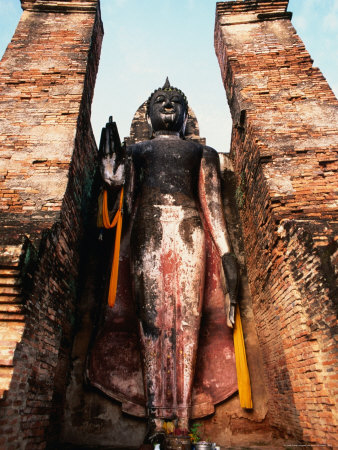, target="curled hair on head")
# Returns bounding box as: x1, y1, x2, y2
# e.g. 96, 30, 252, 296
146, 77, 188, 115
